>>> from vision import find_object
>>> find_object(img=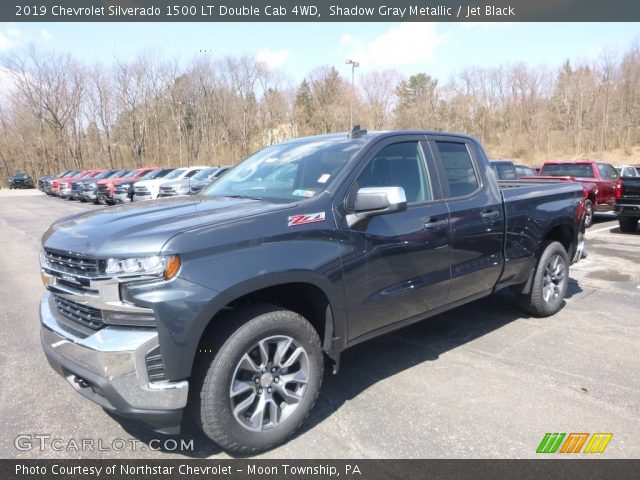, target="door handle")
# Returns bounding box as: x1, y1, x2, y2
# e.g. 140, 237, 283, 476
424, 218, 448, 230
481, 210, 500, 220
